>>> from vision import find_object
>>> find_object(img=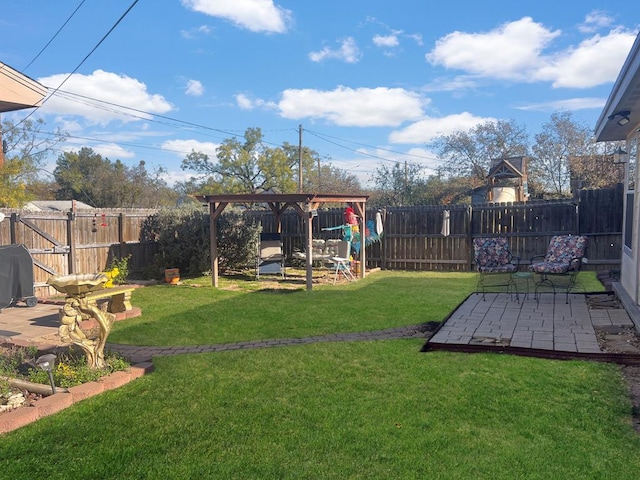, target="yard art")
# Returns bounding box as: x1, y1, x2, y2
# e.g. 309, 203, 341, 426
322, 208, 384, 256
